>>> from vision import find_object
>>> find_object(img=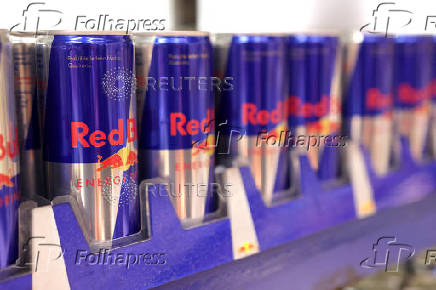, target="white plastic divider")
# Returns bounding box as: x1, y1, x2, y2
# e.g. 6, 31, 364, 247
31, 206, 70, 290
224, 168, 260, 260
